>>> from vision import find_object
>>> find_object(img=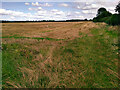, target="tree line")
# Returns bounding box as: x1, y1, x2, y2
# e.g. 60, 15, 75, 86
93, 1, 120, 26
1, 19, 91, 23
